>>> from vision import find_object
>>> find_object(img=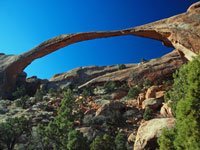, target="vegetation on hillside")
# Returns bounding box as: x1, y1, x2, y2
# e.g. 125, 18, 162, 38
1, 56, 199, 150
158, 56, 200, 150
